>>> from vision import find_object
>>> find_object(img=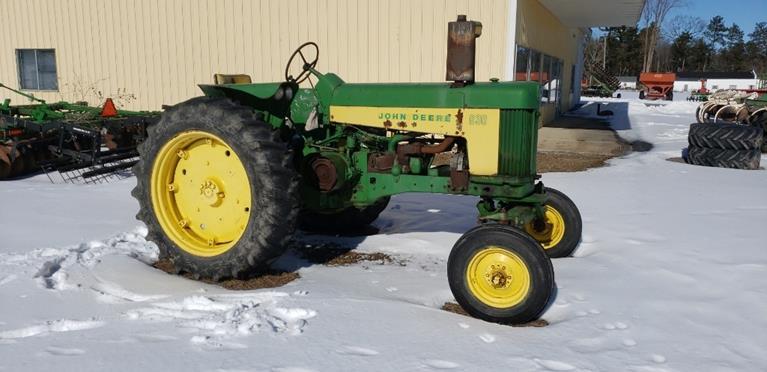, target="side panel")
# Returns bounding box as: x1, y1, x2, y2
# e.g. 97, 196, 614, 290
329, 106, 500, 176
